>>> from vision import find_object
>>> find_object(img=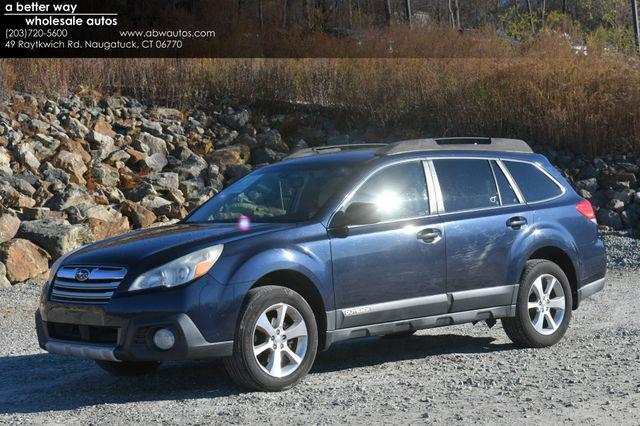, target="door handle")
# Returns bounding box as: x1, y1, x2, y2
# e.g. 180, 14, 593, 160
417, 228, 442, 243
507, 216, 527, 229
